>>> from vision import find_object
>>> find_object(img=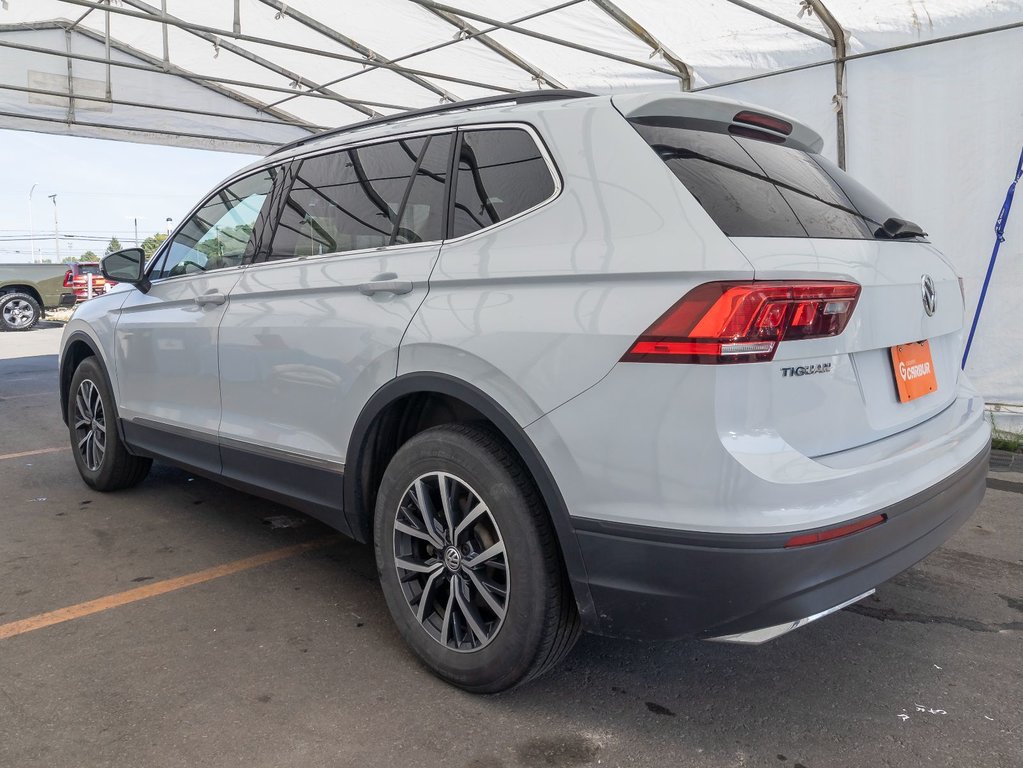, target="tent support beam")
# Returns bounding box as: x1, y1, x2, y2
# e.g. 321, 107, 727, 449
0, 35, 404, 113
260, 0, 584, 112
424, 7, 565, 89
405, 0, 686, 82
118, 0, 381, 118
254, 0, 460, 103
0, 81, 326, 130
589, 0, 693, 90
55, 0, 512, 97
808, 0, 848, 169
721, 0, 834, 46
0, 108, 282, 151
